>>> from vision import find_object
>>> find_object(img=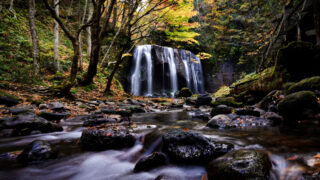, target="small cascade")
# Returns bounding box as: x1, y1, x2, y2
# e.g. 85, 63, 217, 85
130, 45, 205, 97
